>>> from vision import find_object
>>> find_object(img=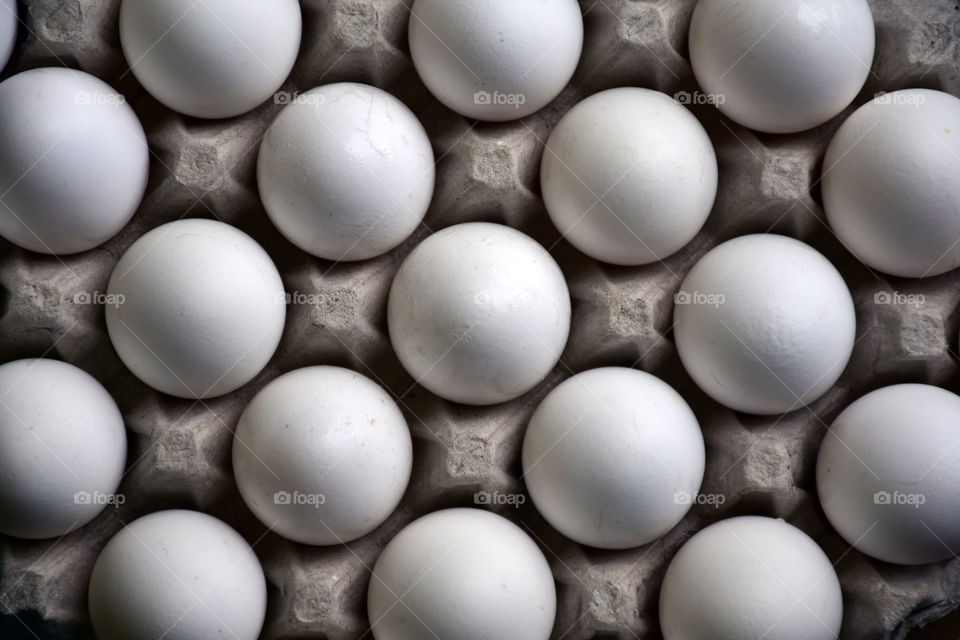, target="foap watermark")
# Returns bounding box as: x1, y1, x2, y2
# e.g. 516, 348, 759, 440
674, 290, 725, 308
474, 490, 526, 508
874, 91, 926, 107
275, 291, 328, 306
274, 490, 326, 508
873, 291, 925, 307
674, 490, 725, 509
73, 91, 126, 107
674, 90, 725, 106
874, 490, 925, 508
274, 90, 325, 106
72, 291, 125, 308
74, 490, 125, 506
474, 90, 526, 109
473, 290, 535, 306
